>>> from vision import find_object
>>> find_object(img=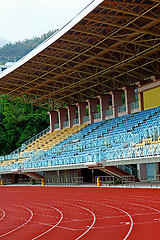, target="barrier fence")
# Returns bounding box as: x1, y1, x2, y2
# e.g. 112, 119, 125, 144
95, 175, 136, 187
44, 177, 83, 186
0, 142, 160, 173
